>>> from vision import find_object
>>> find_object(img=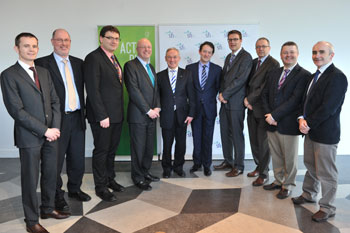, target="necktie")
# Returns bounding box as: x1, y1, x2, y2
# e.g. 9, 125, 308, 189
304, 70, 321, 117
29, 66, 41, 90
62, 59, 77, 111
170, 69, 176, 93
227, 54, 236, 71
201, 64, 207, 90
146, 64, 155, 87
278, 69, 290, 90
111, 55, 122, 83
256, 59, 261, 70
